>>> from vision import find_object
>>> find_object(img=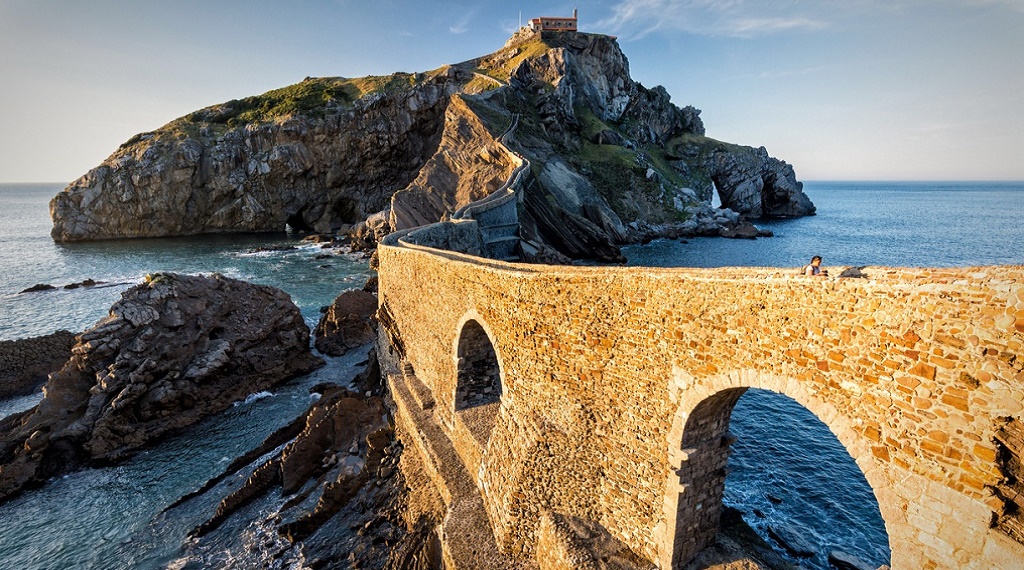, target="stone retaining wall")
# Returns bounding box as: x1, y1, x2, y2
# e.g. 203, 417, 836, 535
0, 330, 76, 399
377, 242, 1023, 569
